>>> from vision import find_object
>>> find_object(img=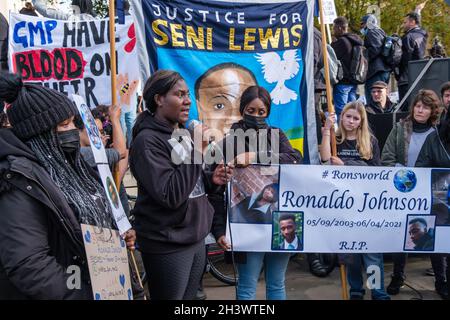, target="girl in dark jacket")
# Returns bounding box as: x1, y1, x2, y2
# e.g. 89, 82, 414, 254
212, 85, 302, 300
129, 70, 230, 300
0, 73, 135, 299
